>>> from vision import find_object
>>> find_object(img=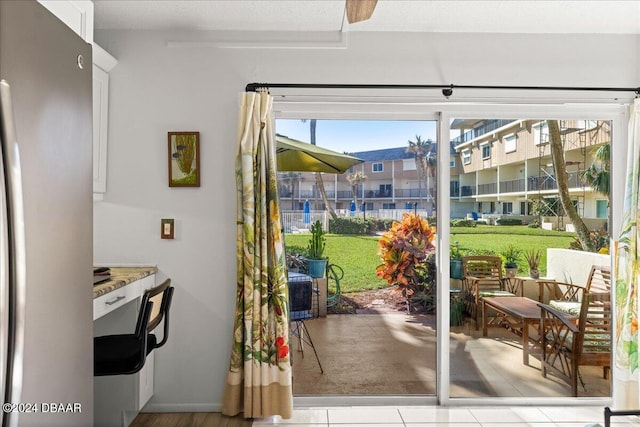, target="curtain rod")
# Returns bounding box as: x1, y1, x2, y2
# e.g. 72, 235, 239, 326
245, 82, 640, 97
